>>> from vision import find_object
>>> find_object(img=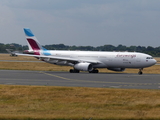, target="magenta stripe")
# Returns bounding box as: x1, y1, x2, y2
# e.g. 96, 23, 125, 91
27, 38, 40, 50
27, 38, 40, 55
